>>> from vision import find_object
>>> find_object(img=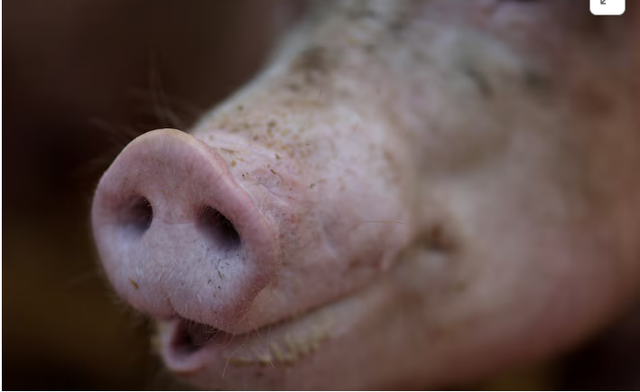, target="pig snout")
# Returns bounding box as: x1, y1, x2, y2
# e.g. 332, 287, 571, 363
92, 116, 410, 381
91, 129, 278, 328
